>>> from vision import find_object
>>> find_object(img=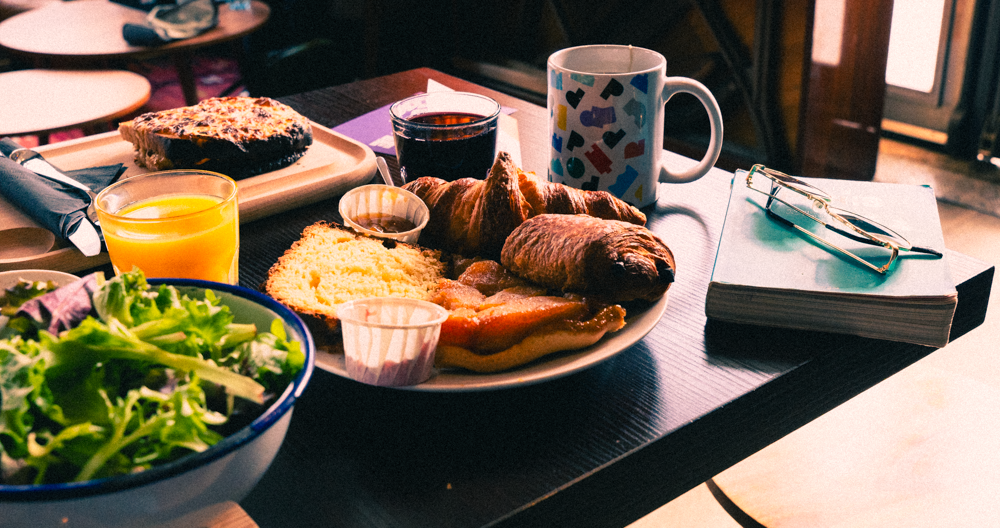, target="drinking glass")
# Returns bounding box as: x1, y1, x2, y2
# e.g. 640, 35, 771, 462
95, 170, 240, 284
389, 92, 501, 183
